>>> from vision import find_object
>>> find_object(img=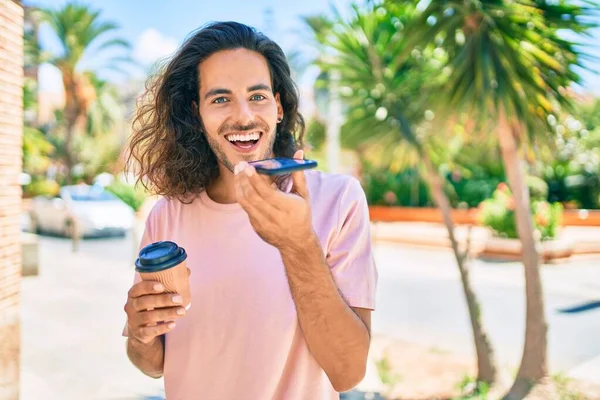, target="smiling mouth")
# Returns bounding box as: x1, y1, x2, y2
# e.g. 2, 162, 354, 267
224, 131, 263, 151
